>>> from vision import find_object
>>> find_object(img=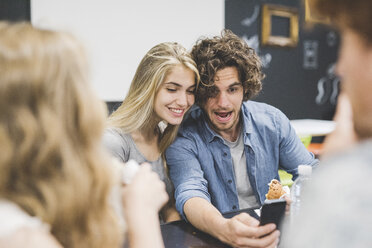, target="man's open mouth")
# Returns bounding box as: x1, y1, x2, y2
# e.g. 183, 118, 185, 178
214, 111, 232, 122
